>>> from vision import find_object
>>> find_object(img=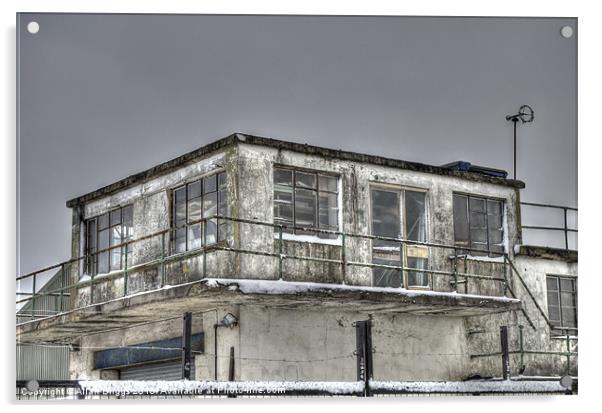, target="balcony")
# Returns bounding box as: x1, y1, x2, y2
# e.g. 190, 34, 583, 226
17, 215, 523, 343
